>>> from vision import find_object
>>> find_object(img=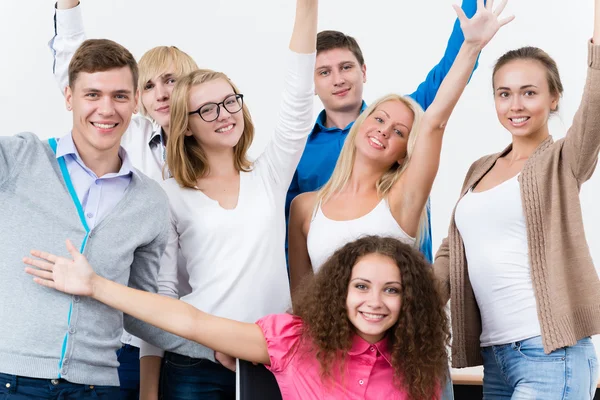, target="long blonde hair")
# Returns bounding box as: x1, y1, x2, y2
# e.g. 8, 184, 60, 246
317, 94, 428, 247
167, 70, 255, 189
